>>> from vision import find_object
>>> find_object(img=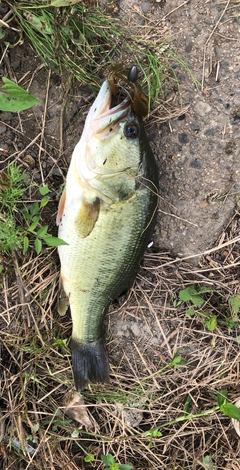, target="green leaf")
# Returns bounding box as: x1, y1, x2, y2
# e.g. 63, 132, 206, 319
40, 196, 49, 208
39, 185, 49, 196
197, 286, 214, 294
200, 455, 216, 470
183, 395, 192, 414
205, 314, 217, 332
0, 77, 40, 112
229, 294, 240, 315
23, 236, 29, 255
84, 454, 95, 463
37, 225, 49, 237
50, 0, 80, 6
220, 402, 240, 421
226, 316, 239, 330
34, 237, 42, 254
169, 352, 187, 368
43, 236, 68, 247
23, 12, 54, 35
30, 201, 40, 216
186, 306, 195, 316
101, 454, 115, 466
119, 465, 133, 470
217, 390, 228, 407
0, 264, 3, 274
53, 338, 68, 346
33, 423, 39, 433
0, 27, 5, 41
143, 427, 162, 438
179, 286, 205, 308
28, 216, 40, 232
